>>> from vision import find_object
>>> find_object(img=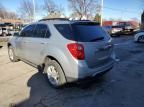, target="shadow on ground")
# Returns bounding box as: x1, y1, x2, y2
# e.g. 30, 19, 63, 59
11, 39, 144, 107
13, 70, 108, 107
